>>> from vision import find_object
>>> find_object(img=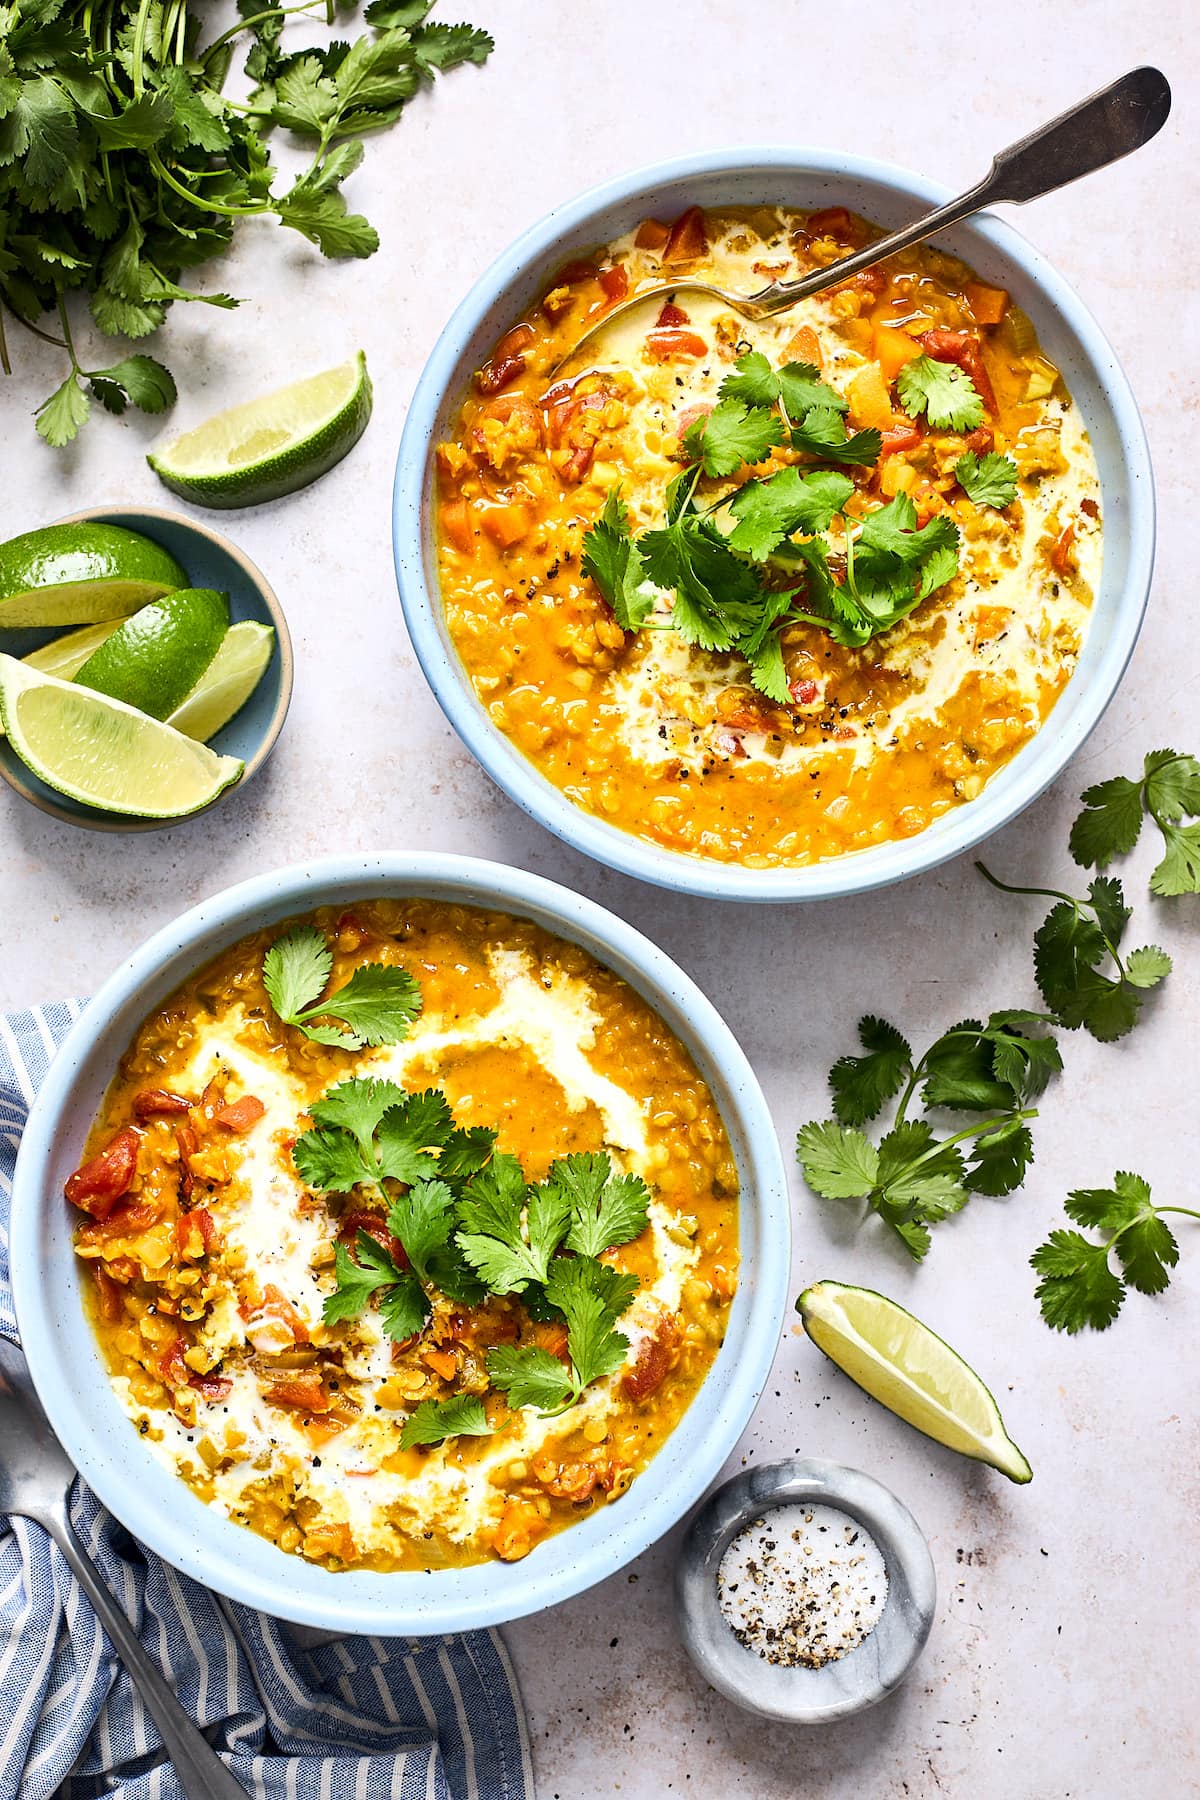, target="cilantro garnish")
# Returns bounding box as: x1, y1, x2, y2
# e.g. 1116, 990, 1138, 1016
977, 865, 1171, 1042
263, 926, 422, 1048
581, 349, 960, 696
896, 353, 986, 431
1069, 749, 1200, 896
1031, 1173, 1199, 1333
1, 4, 493, 446
487, 1255, 640, 1415
798, 1011, 1056, 1260
455, 1149, 649, 1291
323, 1230, 429, 1342
953, 451, 1018, 509
399, 1394, 492, 1451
